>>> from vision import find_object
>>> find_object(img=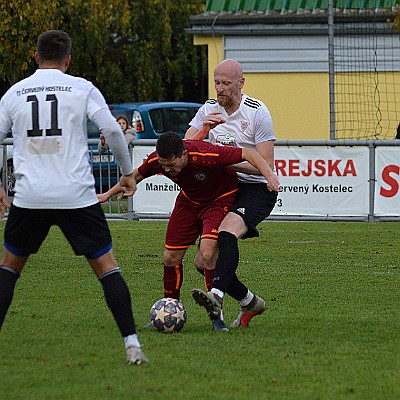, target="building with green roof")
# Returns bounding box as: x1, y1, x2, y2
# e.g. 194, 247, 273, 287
187, 0, 400, 140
